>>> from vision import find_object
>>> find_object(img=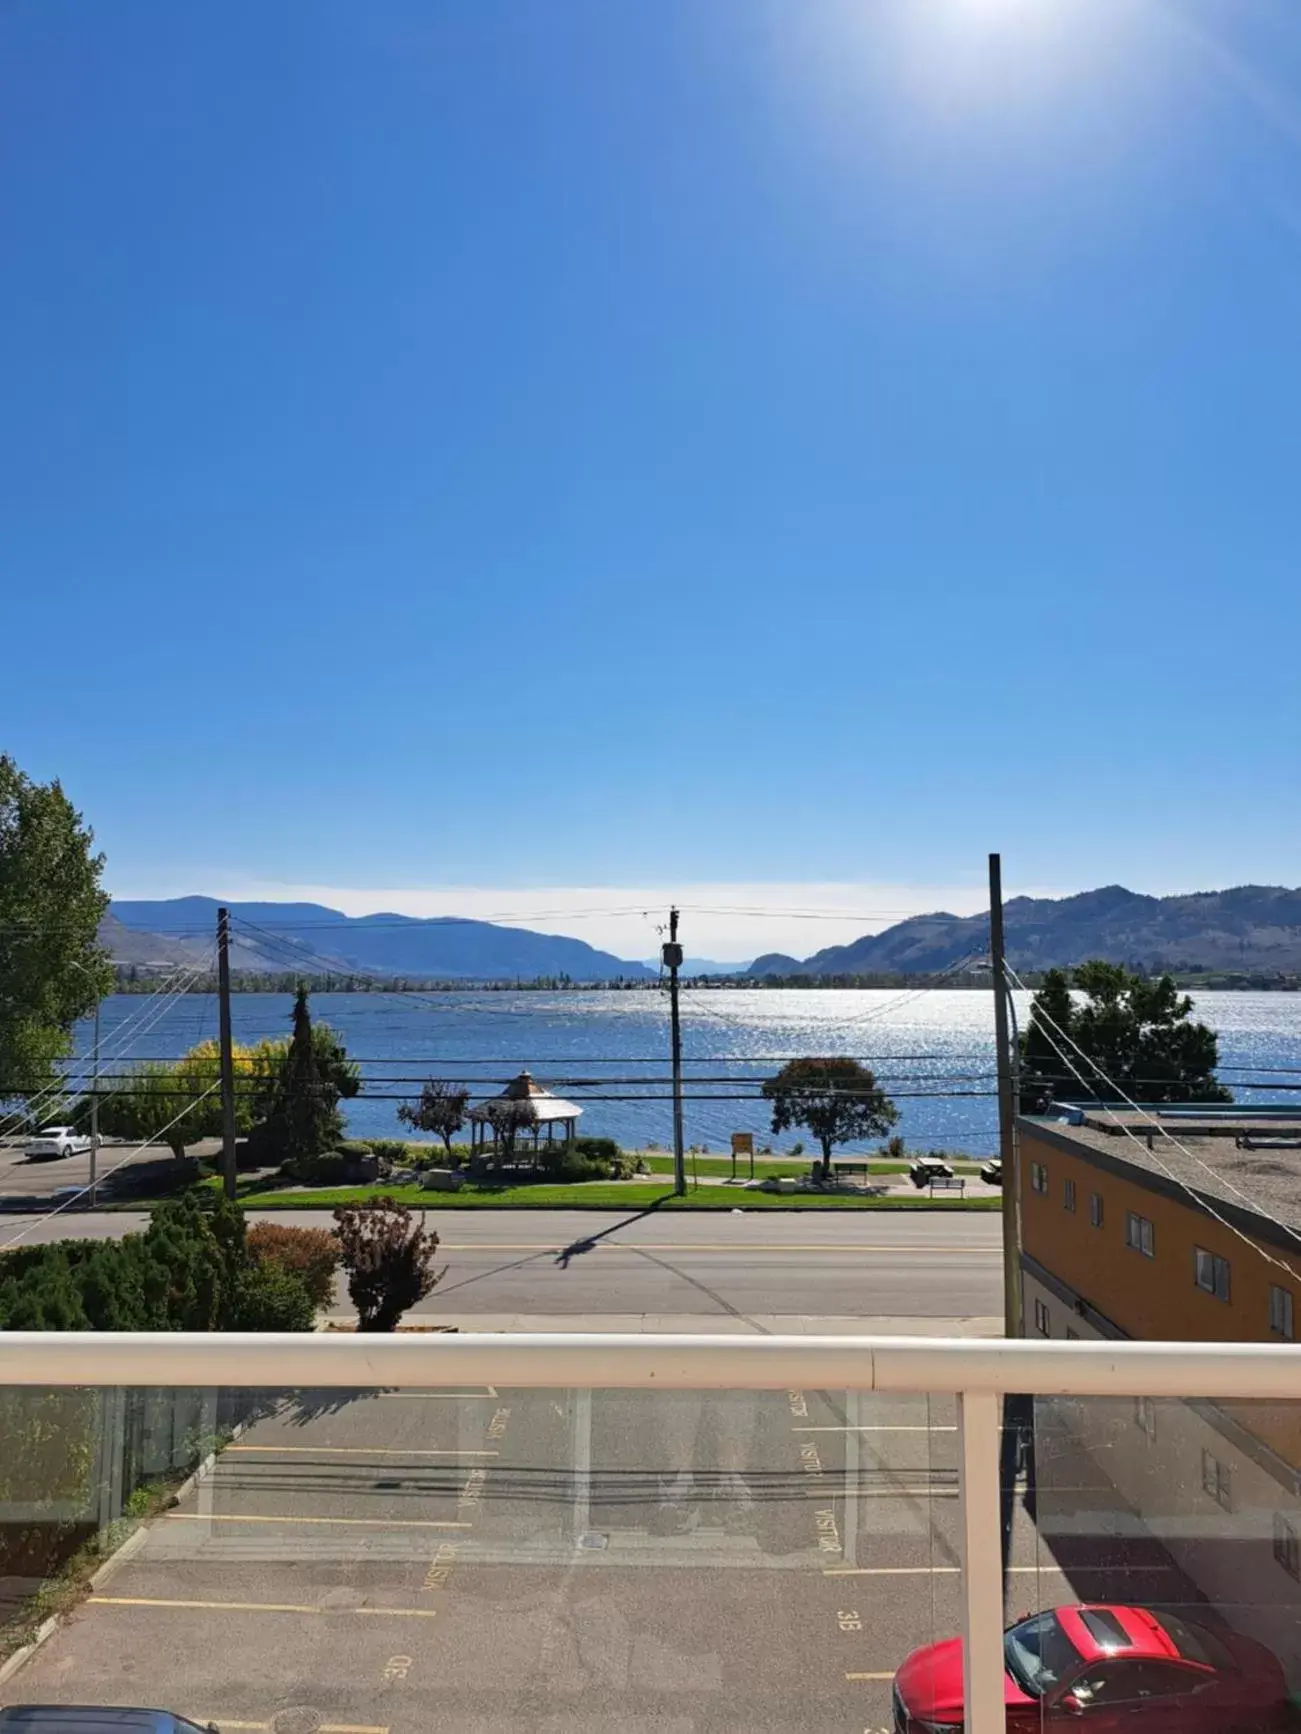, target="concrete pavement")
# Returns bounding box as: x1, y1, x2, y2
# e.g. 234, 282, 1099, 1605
0, 1379, 1194, 1733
